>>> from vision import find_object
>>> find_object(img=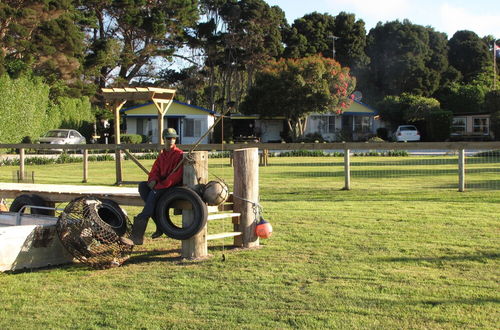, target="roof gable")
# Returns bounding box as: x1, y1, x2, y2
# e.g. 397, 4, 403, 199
122, 100, 215, 116
343, 100, 378, 115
